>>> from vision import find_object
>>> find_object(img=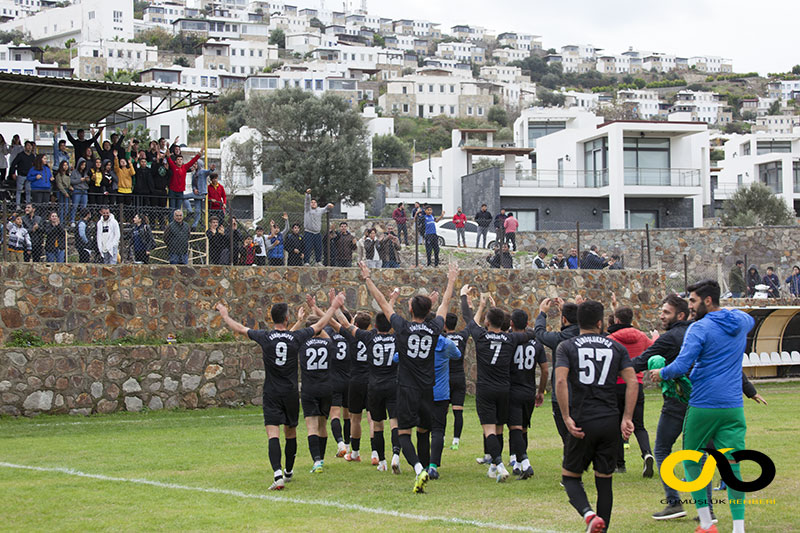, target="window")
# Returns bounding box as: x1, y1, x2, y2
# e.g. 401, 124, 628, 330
584, 137, 608, 187
794, 161, 800, 193
401, 85, 407, 94
402, 103, 409, 113
107, 50, 113, 57
449, 105, 455, 114
477, 106, 483, 116
113, 10, 122, 23
467, 105, 473, 115
756, 140, 791, 155
737, 174, 743, 187
758, 161, 782, 193
259, 50, 263, 57
250, 50, 254, 56
88, 10, 95, 20
514, 210, 537, 232
418, 84, 423, 92
428, 84, 434, 92
527, 121, 565, 147
623, 137, 670, 185
315, 79, 323, 90
201, 76, 208, 87
305, 79, 312, 90
429, 105, 434, 113
440, 105, 445, 113
160, 125, 170, 139
440, 84, 444, 93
